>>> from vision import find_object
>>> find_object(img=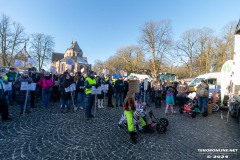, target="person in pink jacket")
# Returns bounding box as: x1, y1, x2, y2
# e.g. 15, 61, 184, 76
37, 72, 55, 108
